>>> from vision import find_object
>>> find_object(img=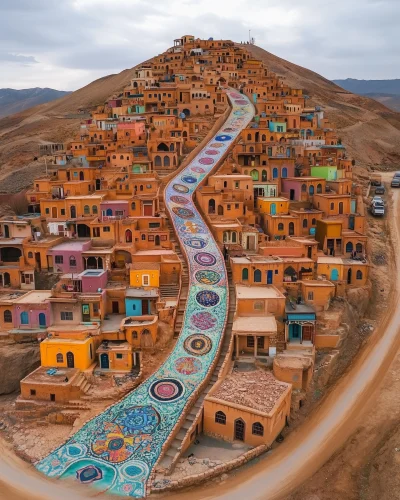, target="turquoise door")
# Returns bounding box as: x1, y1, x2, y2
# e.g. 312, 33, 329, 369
267, 270, 273, 284
100, 353, 109, 369
290, 324, 301, 340
330, 269, 339, 281
20, 311, 29, 325
270, 203, 276, 215
39, 313, 46, 327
